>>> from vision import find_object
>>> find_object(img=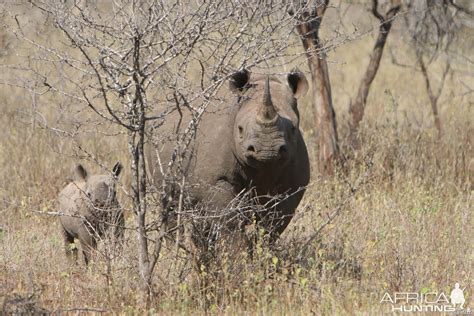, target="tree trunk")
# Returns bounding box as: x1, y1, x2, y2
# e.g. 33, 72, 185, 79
130, 35, 153, 307
295, 0, 340, 176
349, 0, 401, 147
130, 124, 153, 307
